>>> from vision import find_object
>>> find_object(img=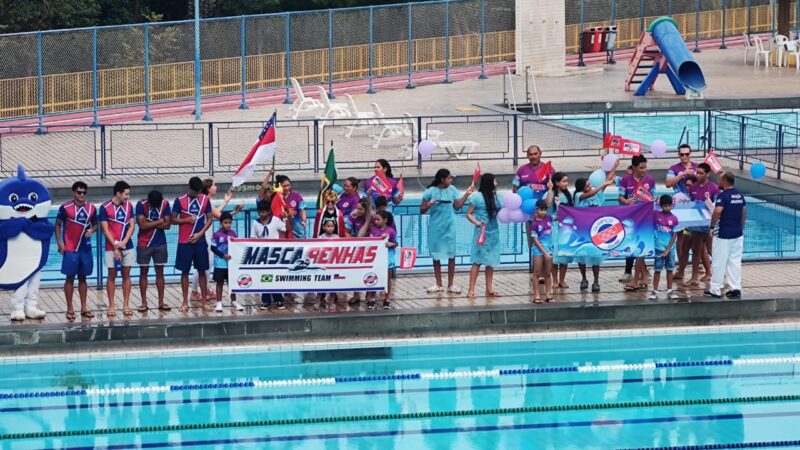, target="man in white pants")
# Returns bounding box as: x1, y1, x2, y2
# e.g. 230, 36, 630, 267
705, 172, 746, 299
